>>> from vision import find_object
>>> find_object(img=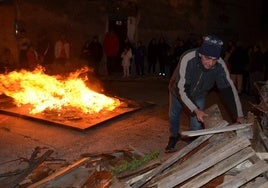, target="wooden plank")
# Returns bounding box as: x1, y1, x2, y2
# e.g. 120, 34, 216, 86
181, 123, 252, 137
130, 120, 229, 188
259, 129, 268, 151
203, 104, 224, 128
125, 169, 154, 185
164, 133, 227, 176
258, 181, 268, 188
149, 136, 251, 188
217, 160, 268, 188
180, 147, 255, 188
149, 135, 238, 184
256, 152, 268, 160
28, 157, 90, 188
0, 149, 54, 188
248, 111, 267, 152
117, 160, 161, 180
243, 176, 268, 188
